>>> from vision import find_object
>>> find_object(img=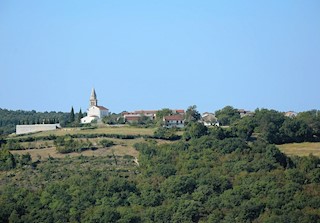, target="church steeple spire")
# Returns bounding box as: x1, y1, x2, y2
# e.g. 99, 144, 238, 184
90, 88, 98, 107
